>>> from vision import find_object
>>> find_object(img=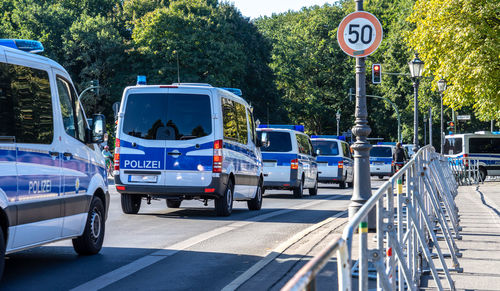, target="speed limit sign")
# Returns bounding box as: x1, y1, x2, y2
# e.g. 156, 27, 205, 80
337, 11, 383, 58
